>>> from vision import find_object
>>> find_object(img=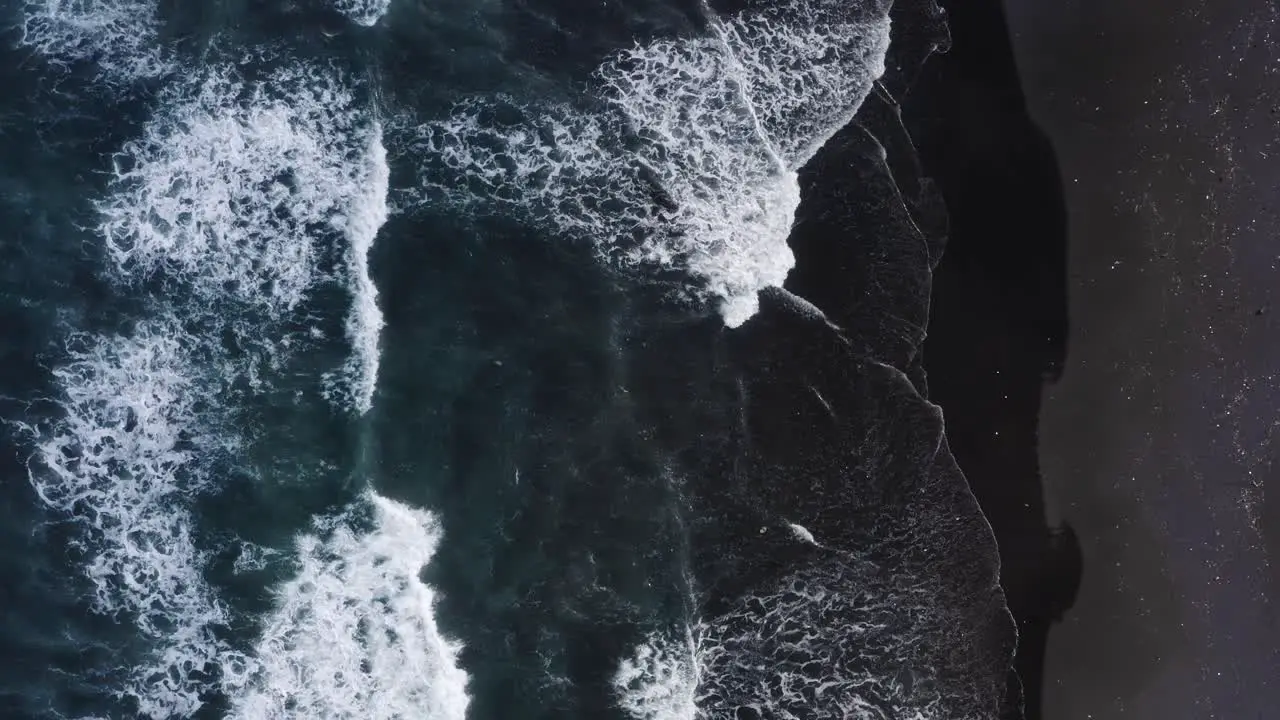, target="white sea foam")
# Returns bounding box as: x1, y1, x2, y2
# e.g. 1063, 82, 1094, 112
615, 558, 986, 720
19, 0, 173, 80
332, 0, 392, 26
99, 63, 388, 411
614, 626, 702, 720
324, 121, 389, 414
233, 540, 283, 575
410, 0, 891, 327
230, 491, 470, 720
27, 320, 249, 718
99, 63, 383, 319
